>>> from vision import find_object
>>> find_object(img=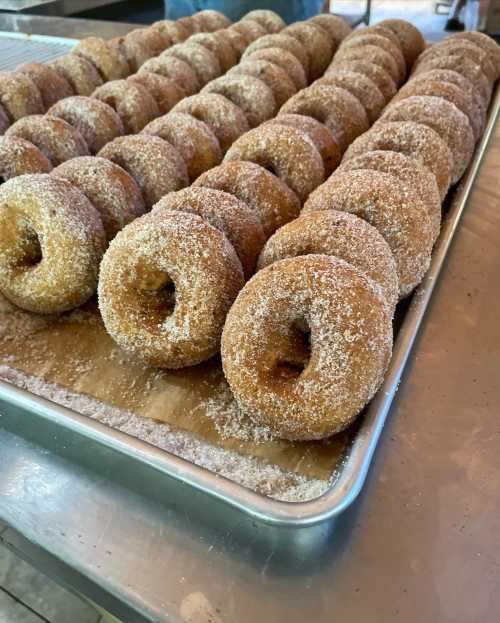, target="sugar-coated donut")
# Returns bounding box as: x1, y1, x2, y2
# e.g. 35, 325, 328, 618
339, 34, 406, 83
339, 150, 442, 243
140, 55, 200, 96
189, 32, 238, 73
284, 21, 334, 80
224, 124, 324, 202
334, 45, 400, 85
110, 28, 166, 73
127, 72, 185, 115
343, 24, 403, 51
221, 254, 392, 440
52, 156, 145, 240
448, 31, 500, 80
151, 19, 190, 45
201, 74, 276, 127
177, 16, 196, 35
317, 71, 385, 123
303, 169, 434, 296
417, 39, 496, 84
378, 19, 425, 66
98, 135, 188, 208
228, 59, 296, 109
309, 14, 351, 46
241, 10, 285, 33
342, 121, 453, 201
194, 161, 300, 237
378, 95, 474, 183
172, 93, 249, 153
221, 28, 248, 59
242, 34, 310, 78
162, 42, 221, 86
98, 210, 244, 368
153, 187, 265, 278
73, 37, 129, 80
0, 72, 44, 121
0, 136, 52, 180
326, 59, 397, 103
193, 9, 231, 31
258, 210, 399, 310
17, 63, 73, 109
244, 47, 307, 90
48, 96, 124, 155
0, 104, 9, 134
6, 115, 89, 166
0, 174, 105, 313
230, 20, 267, 43
266, 114, 341, 176
141, 112, 221, 182
49, 54, 103, 96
